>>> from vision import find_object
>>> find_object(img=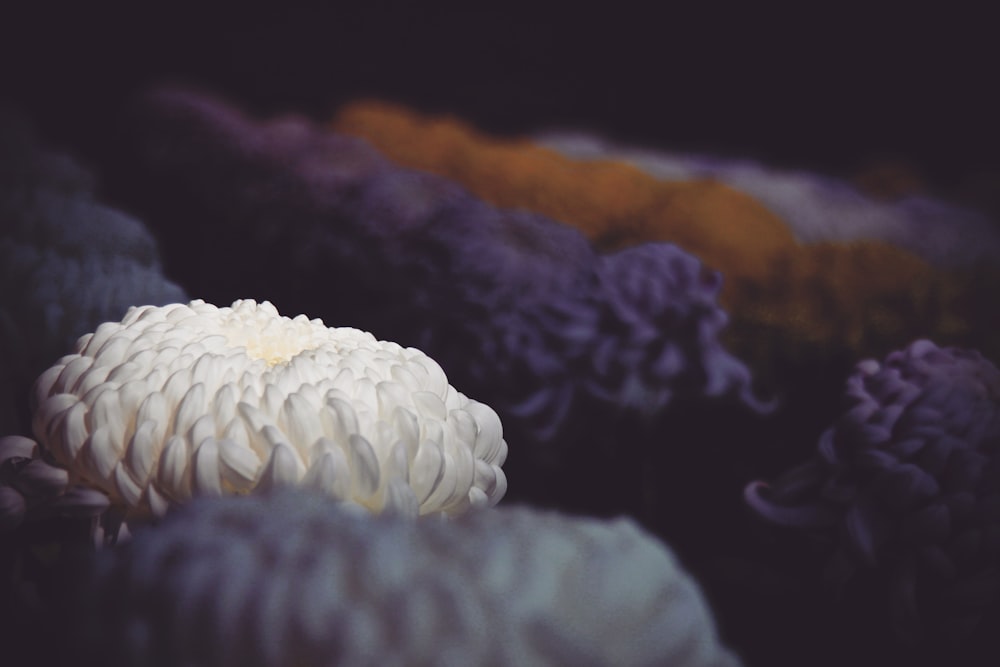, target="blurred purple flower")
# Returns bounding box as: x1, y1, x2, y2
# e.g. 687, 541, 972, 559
61, 489, 743, 667
745, 339, 1000, 645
